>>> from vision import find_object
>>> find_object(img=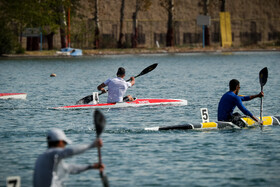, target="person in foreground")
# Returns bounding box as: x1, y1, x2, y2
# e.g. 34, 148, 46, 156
218, 79, 264, 127
33, 128, 104, 187
97, 67, 135, 103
